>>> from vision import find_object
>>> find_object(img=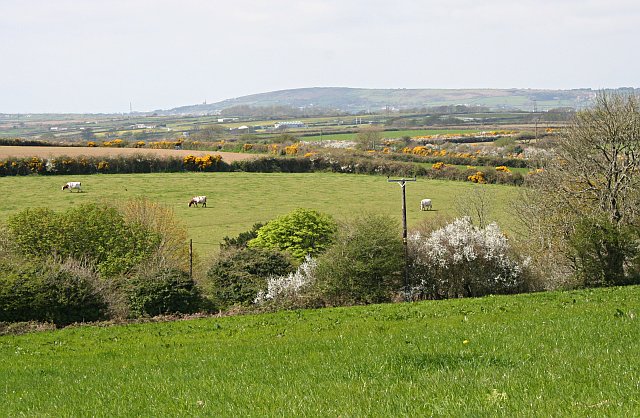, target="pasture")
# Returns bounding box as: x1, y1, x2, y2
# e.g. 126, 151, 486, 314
301, 128, 482, 142
0, 172, 520, 256
1, 285, 638, 416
